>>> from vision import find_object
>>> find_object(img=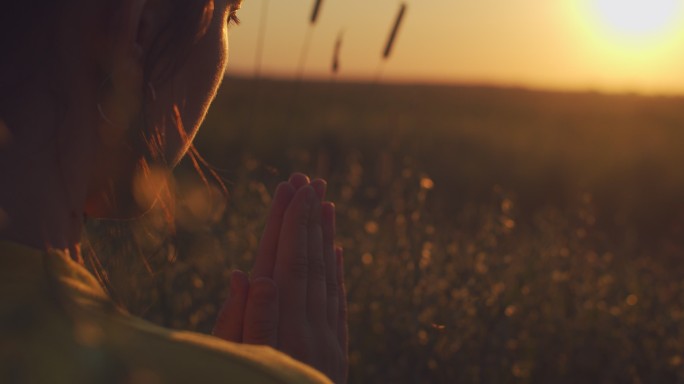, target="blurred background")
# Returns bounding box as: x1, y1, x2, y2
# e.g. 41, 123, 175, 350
86, 1, 684, 382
